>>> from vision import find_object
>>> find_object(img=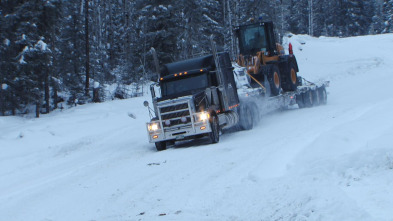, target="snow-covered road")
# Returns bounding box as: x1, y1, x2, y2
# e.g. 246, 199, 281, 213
1, 34, 393, 221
